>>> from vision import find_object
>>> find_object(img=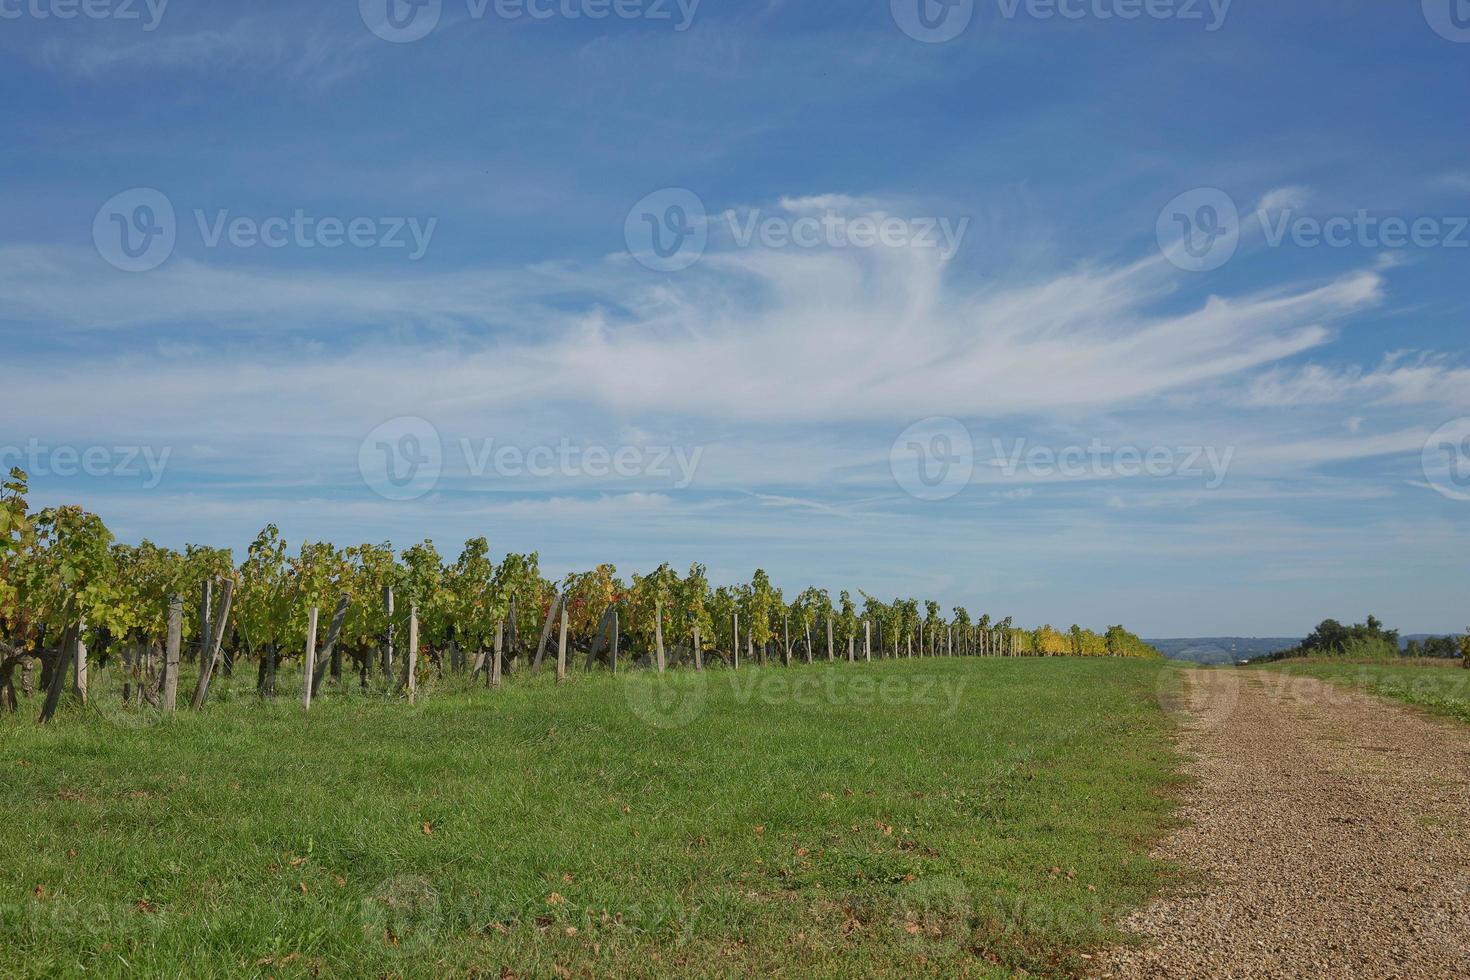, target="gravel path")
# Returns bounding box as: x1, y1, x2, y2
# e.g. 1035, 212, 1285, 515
1095, 668, 1470, 979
